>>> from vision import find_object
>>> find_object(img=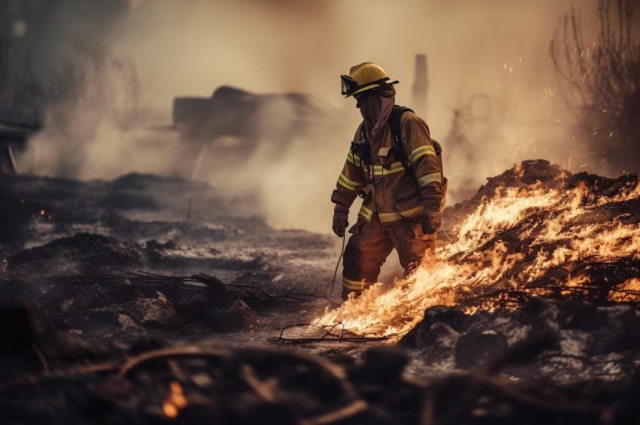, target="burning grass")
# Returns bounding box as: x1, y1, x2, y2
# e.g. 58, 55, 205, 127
317, 160, 640, 340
